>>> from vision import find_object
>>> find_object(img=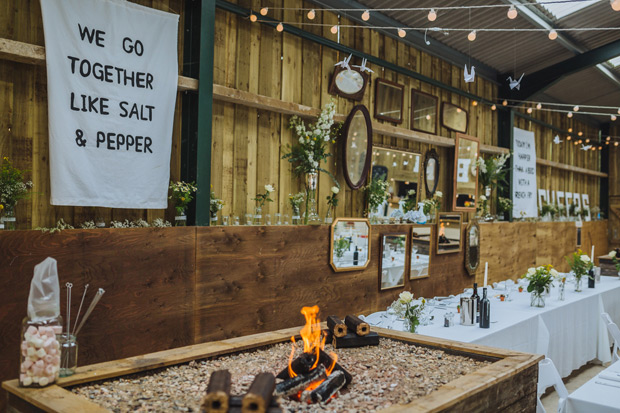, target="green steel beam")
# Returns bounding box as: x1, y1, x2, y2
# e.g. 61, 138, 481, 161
195, 0, 215, 226
215, 0, 492, 105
